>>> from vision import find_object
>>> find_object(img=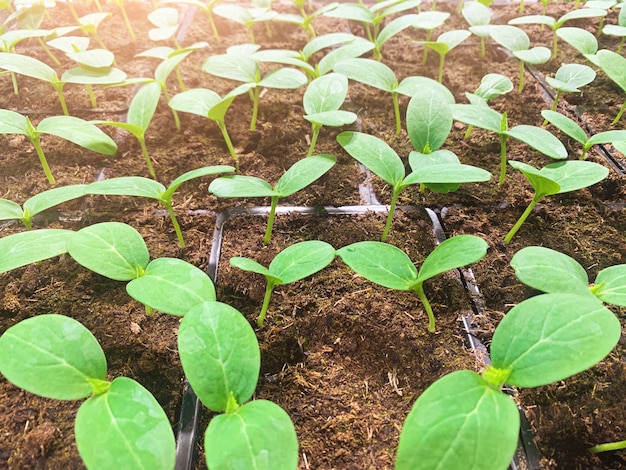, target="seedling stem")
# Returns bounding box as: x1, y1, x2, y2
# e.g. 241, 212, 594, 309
32, 137, 55, 184
307, 123, 321, 157
258, 280, 276, 327
263, 197, 279, 245
217, 121, 239, 171
612, 100, 626, 125
504, 192, 543, 244
413, 282, 435, 333
392, 92, 401, 135
381, 186, 400, 243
